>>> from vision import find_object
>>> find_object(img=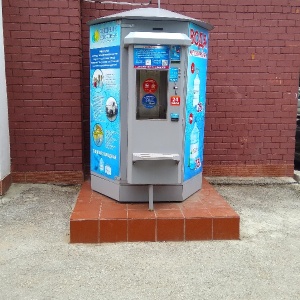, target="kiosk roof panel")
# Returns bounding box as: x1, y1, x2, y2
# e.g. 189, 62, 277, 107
88, 7, 213, 31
